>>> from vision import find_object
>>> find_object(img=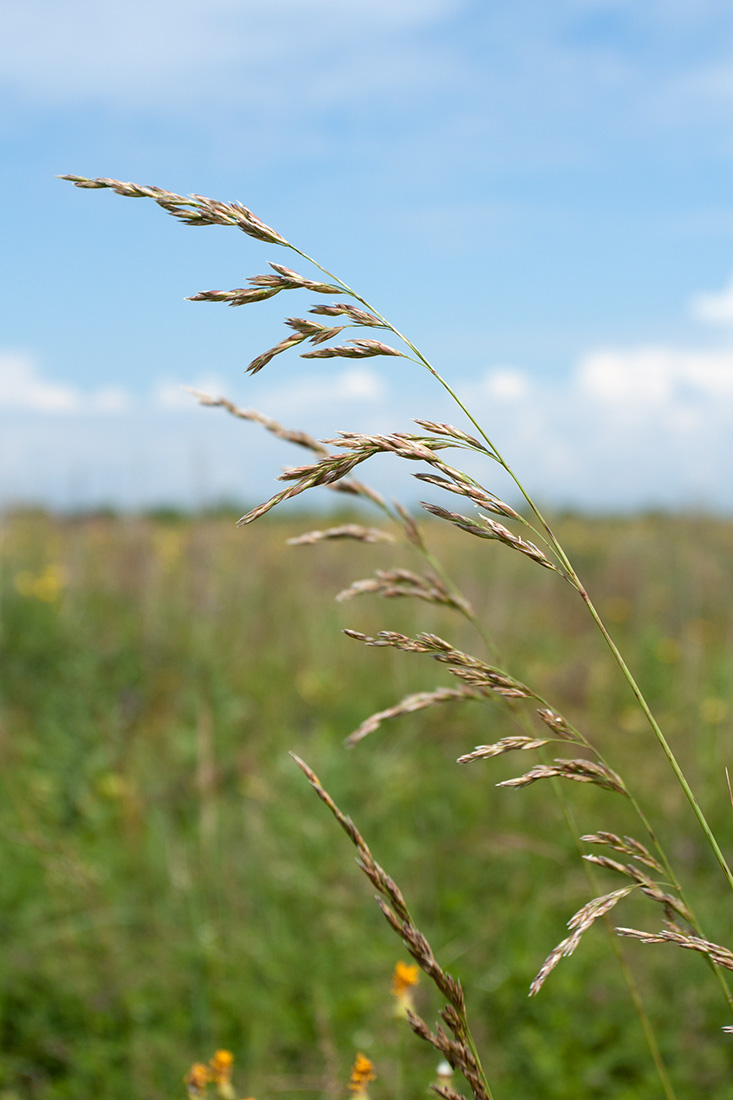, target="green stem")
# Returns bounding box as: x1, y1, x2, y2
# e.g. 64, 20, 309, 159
288, 243, 733, 1014
576, 583, 733, 893
294, 244, 733, 894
